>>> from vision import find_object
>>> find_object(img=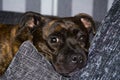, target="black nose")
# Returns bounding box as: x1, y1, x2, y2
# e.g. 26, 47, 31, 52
71, 55, 83, 64
71, 56, 78, 63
